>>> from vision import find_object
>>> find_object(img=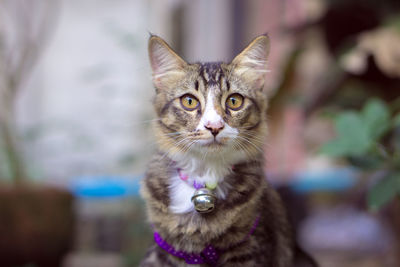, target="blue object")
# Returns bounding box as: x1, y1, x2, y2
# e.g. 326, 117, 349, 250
70, 175, 142, 198
290, 168, 358, 193
70, 168, 357, 198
